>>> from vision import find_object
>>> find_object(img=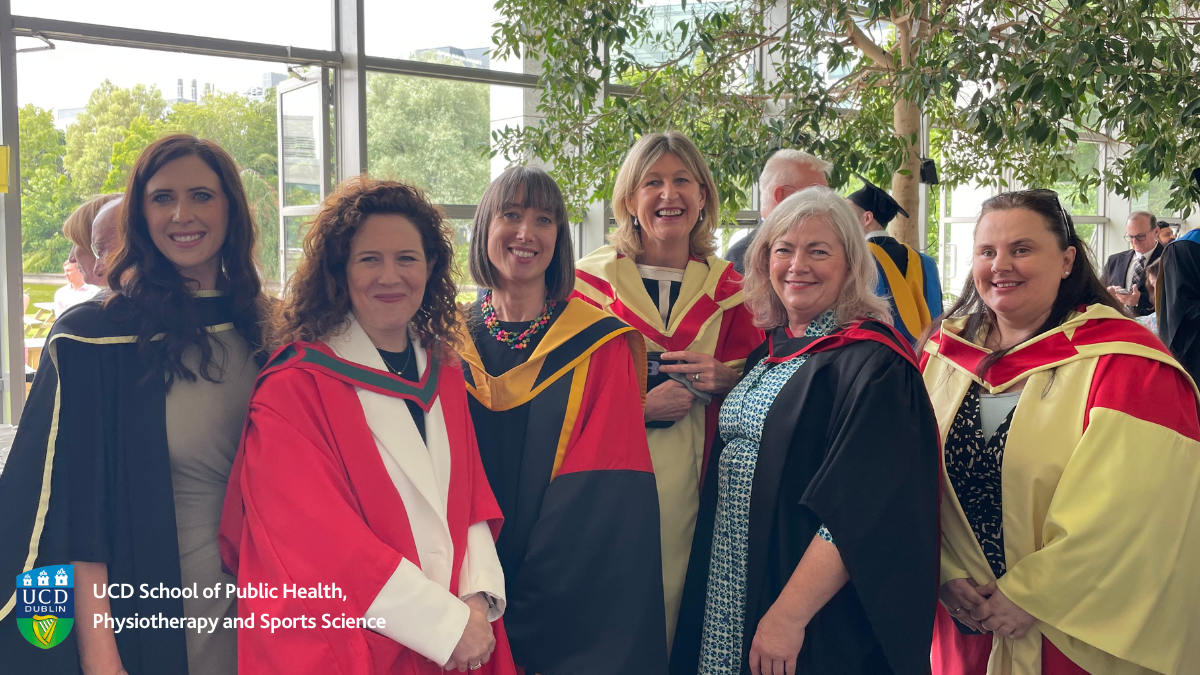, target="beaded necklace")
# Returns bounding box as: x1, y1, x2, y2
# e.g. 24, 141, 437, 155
481, 290, 557, 350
